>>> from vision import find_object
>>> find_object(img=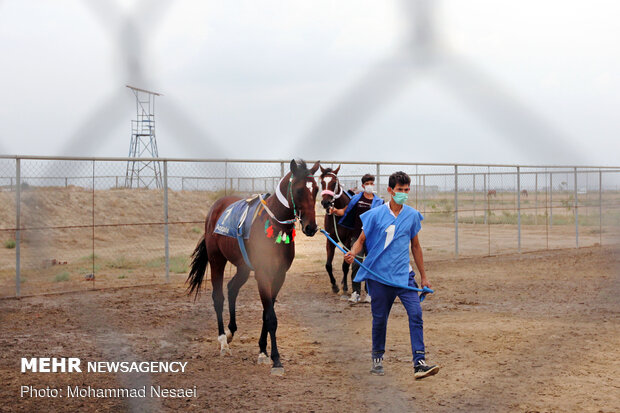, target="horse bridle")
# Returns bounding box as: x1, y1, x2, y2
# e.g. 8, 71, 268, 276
320, 172, 344, 201
263, 174, 316, 225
